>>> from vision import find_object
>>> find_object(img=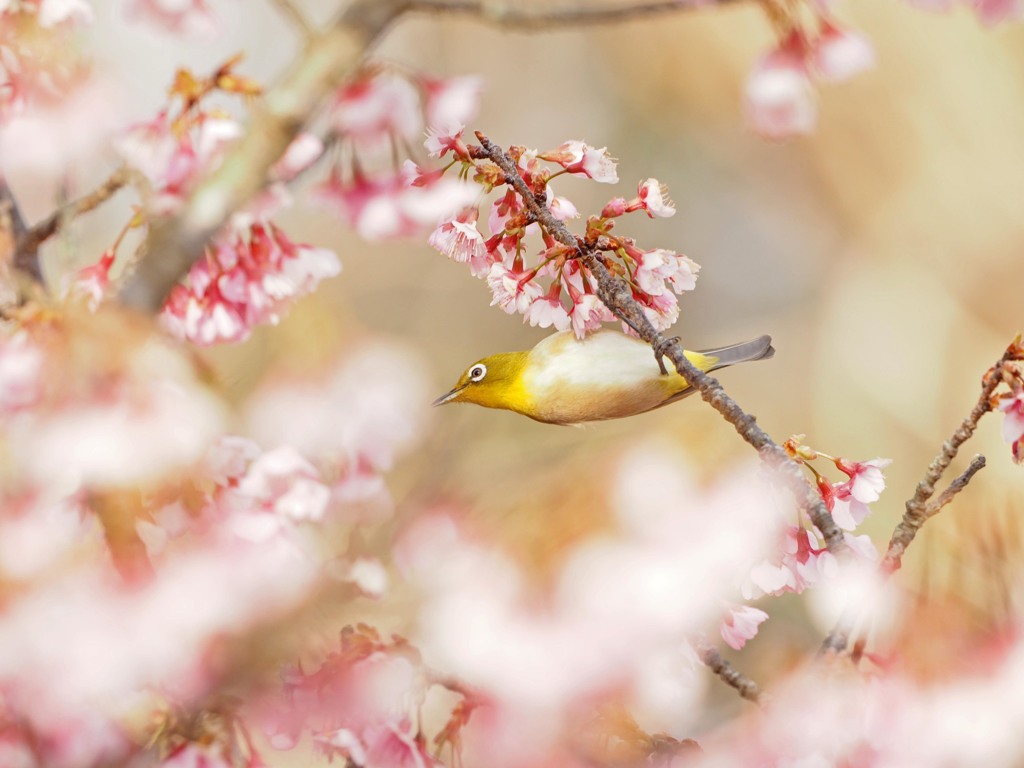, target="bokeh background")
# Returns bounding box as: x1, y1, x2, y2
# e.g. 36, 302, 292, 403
10, 0, 1024, 724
